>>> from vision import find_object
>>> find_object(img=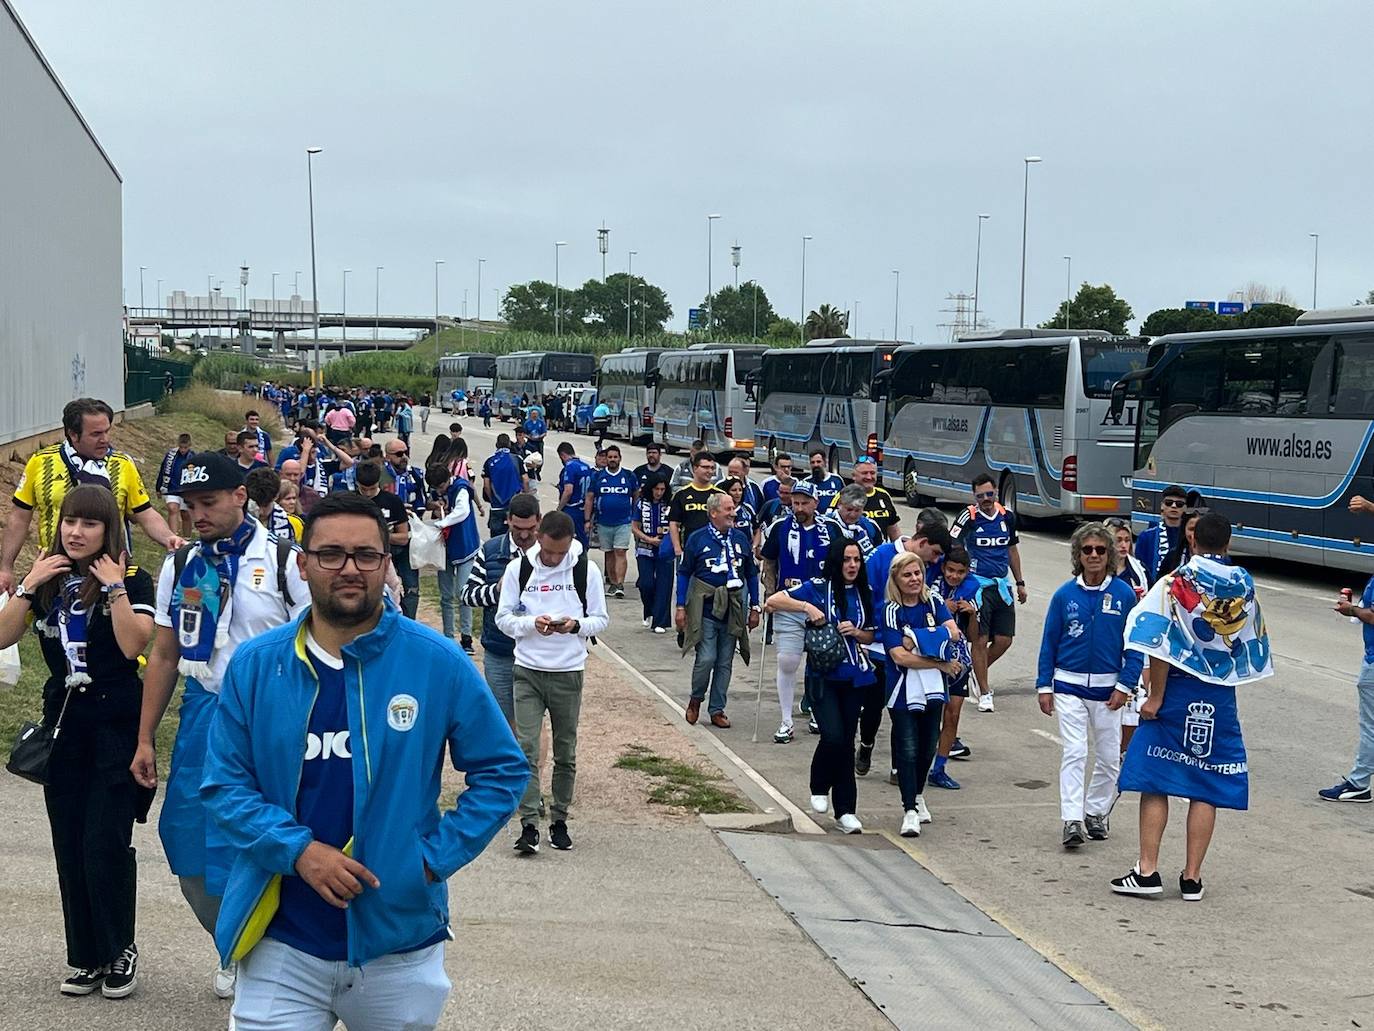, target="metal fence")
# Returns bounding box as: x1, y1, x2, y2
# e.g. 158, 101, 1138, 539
124, 345, 193, 407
